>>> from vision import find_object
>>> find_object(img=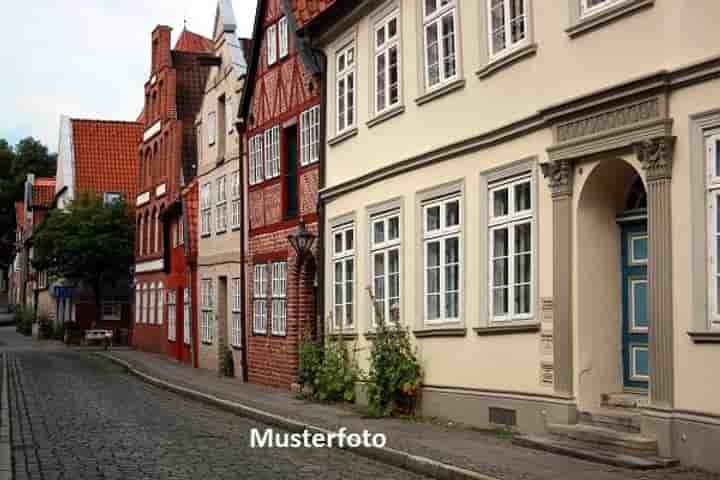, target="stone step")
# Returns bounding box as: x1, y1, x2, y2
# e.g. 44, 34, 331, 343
601, 392, 649, 409
547, 423, 658, 455
513, 435, 678, 470
579, 409, 642, 434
